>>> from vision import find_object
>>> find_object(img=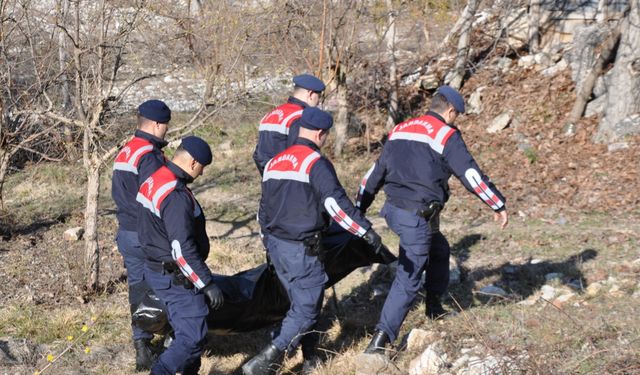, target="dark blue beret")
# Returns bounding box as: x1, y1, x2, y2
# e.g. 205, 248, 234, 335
293, 74, 326, 92
138, 100, 171, 123
437, 85, 465, 114
299, 107, 333, 131
181, 136, 212, 166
